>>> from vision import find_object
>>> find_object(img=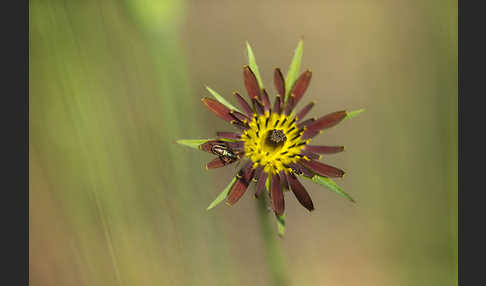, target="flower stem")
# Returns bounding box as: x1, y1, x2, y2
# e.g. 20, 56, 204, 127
257, 194, 289, 286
